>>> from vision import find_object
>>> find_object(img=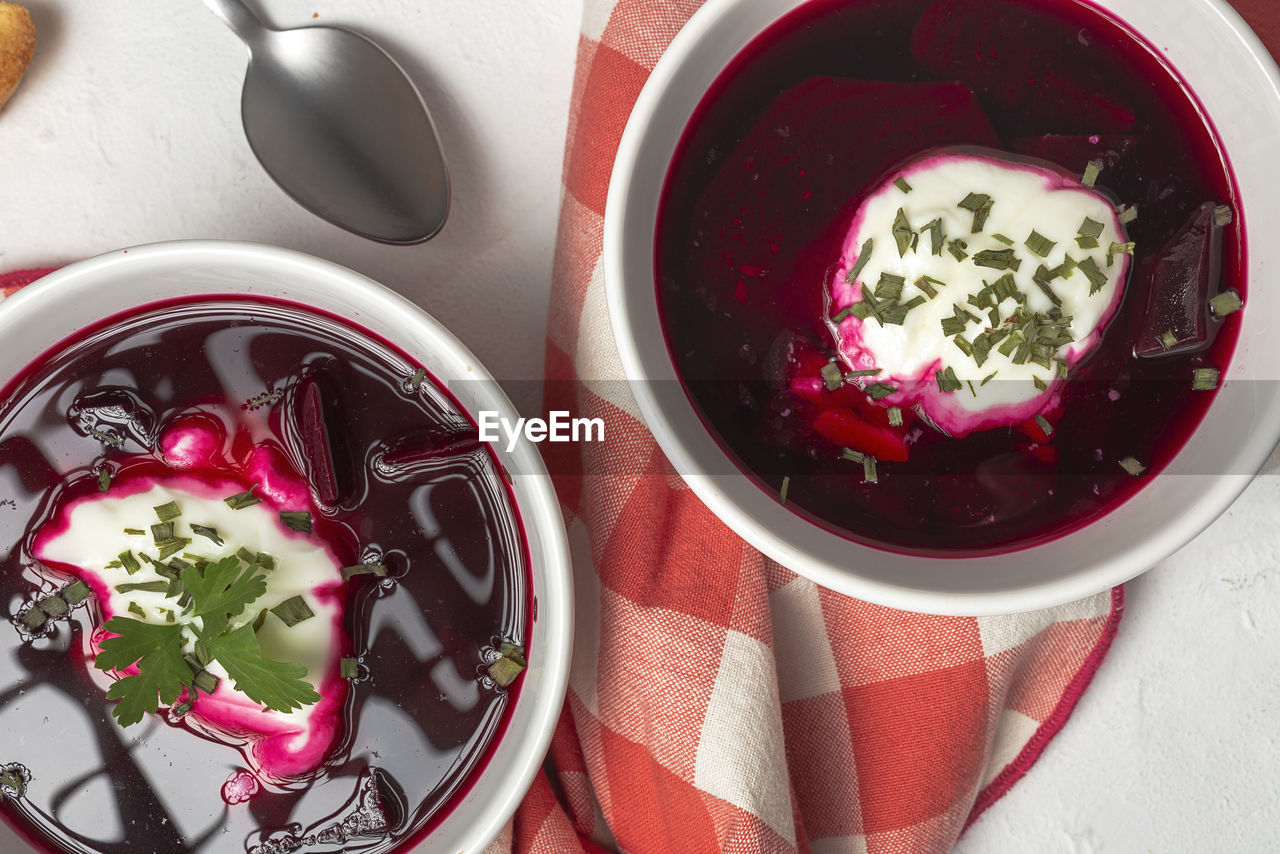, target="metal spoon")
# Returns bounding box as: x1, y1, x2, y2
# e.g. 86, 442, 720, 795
202, 0, 449, 244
